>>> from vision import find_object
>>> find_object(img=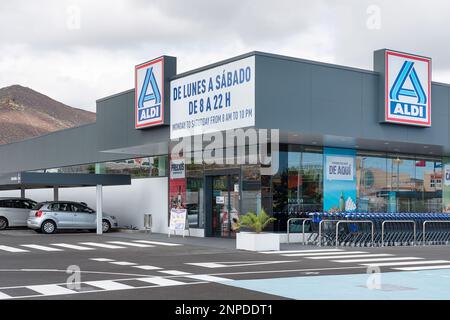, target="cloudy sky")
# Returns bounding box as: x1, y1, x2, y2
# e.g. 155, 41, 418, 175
1, 0, 449, 112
